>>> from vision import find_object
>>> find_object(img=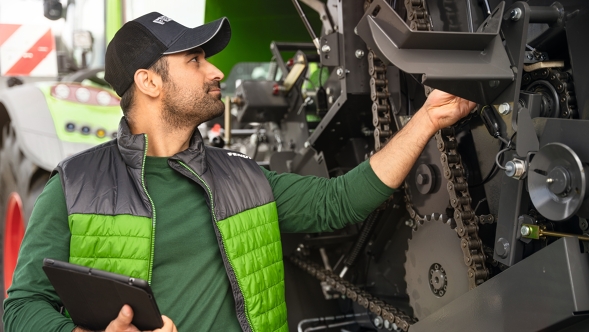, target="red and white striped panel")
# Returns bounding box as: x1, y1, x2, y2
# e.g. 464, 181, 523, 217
0, 23, 57, 77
